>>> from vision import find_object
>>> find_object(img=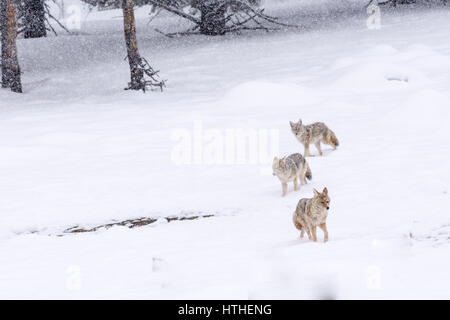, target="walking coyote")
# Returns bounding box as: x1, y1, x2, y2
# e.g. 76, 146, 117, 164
290, 119, 339, 157
293, 187, 330, 242
272, 153, 312, 197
